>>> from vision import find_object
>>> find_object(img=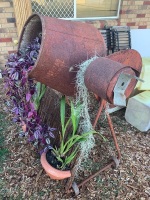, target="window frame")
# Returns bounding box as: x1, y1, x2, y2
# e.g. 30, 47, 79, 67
61, 0, 122, 21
